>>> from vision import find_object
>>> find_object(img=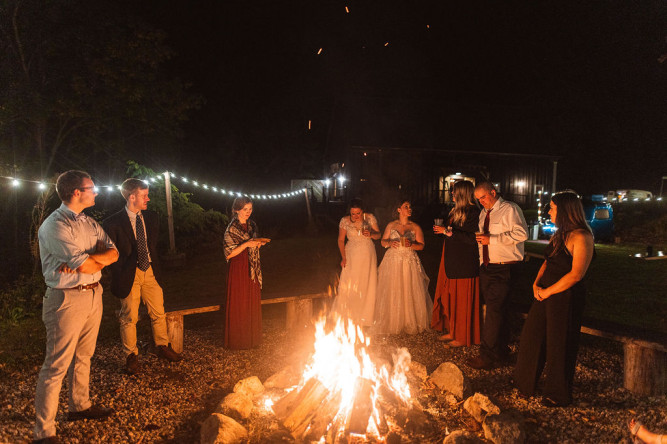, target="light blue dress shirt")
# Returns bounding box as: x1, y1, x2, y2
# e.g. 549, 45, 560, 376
38, 203, 116, 289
